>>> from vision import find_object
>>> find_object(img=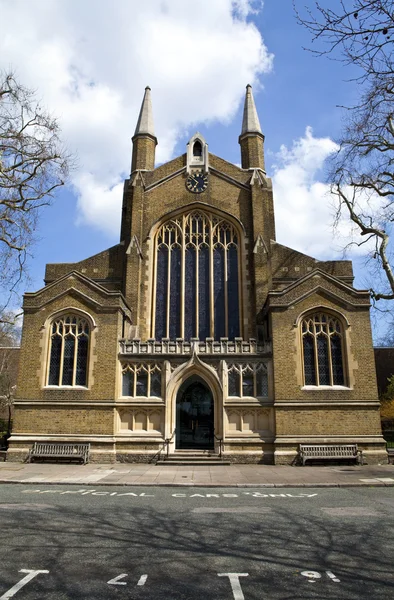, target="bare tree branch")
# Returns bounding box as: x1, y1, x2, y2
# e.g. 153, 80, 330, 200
0, 70, 73, 315
296, 1, 394, 302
